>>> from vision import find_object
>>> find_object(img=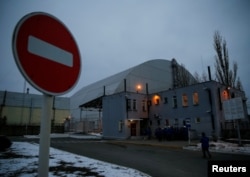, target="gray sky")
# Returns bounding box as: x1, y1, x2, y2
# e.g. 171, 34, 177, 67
1, 0, 249, 99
